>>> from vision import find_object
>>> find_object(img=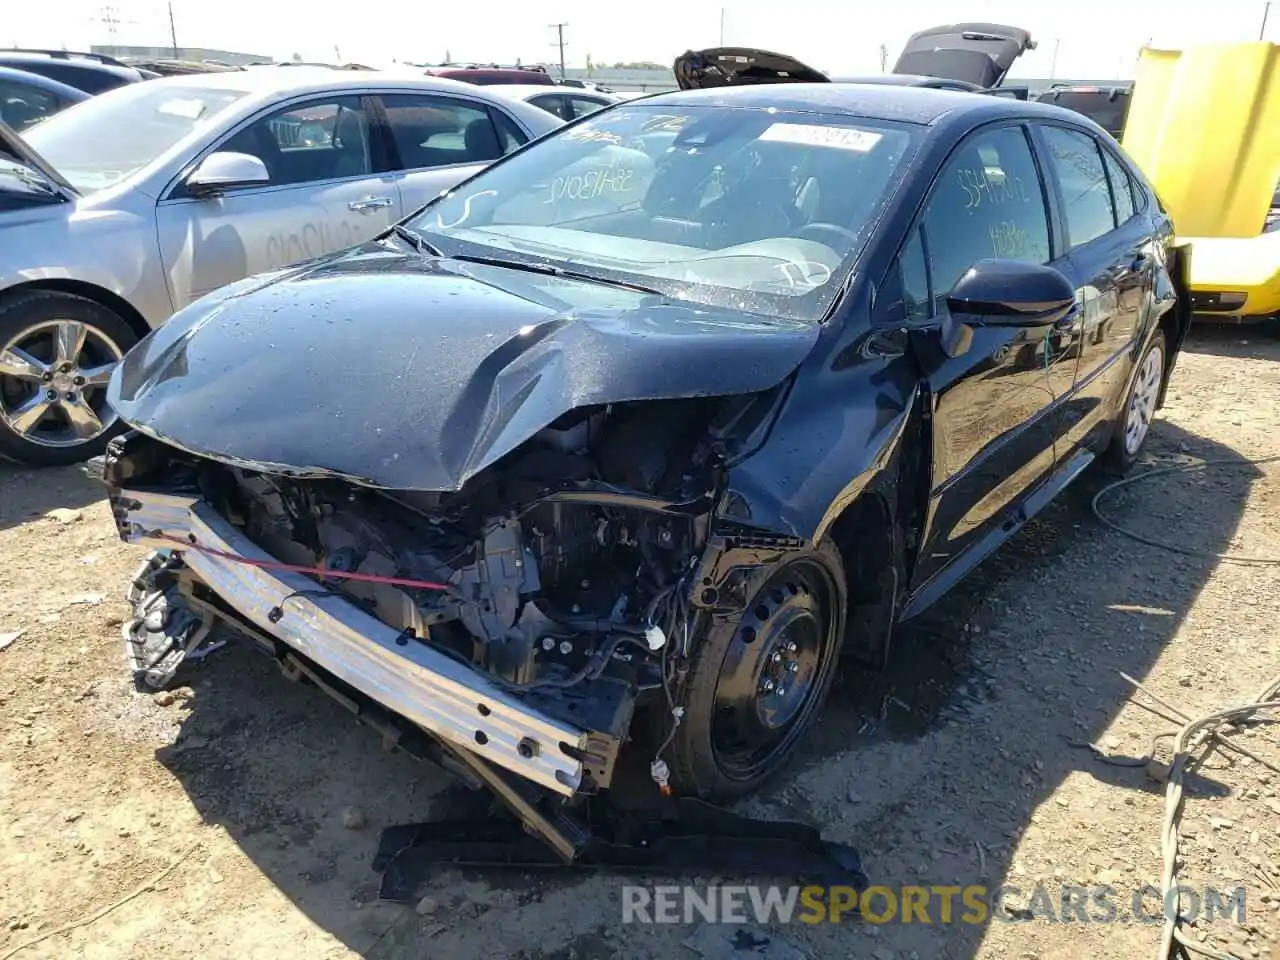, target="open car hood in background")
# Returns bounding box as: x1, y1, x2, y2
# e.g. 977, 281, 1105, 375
892, 23, 1035, 89
673, 47, 829, 89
